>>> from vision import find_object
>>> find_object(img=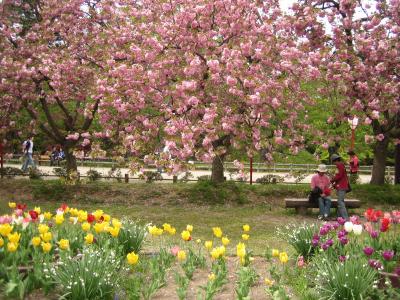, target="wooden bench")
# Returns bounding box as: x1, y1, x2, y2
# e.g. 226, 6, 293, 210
285, 198, 361, 214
